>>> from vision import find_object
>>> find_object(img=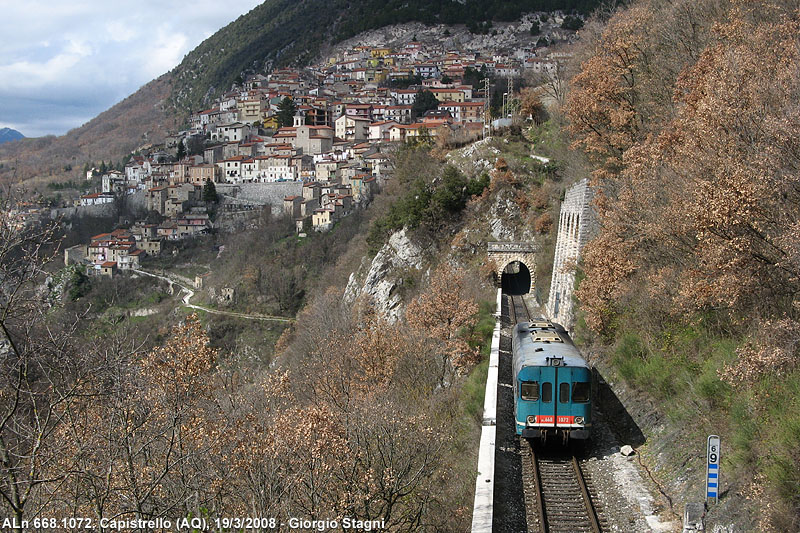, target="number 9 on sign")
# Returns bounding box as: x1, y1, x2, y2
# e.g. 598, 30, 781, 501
707, 435, 721, 504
